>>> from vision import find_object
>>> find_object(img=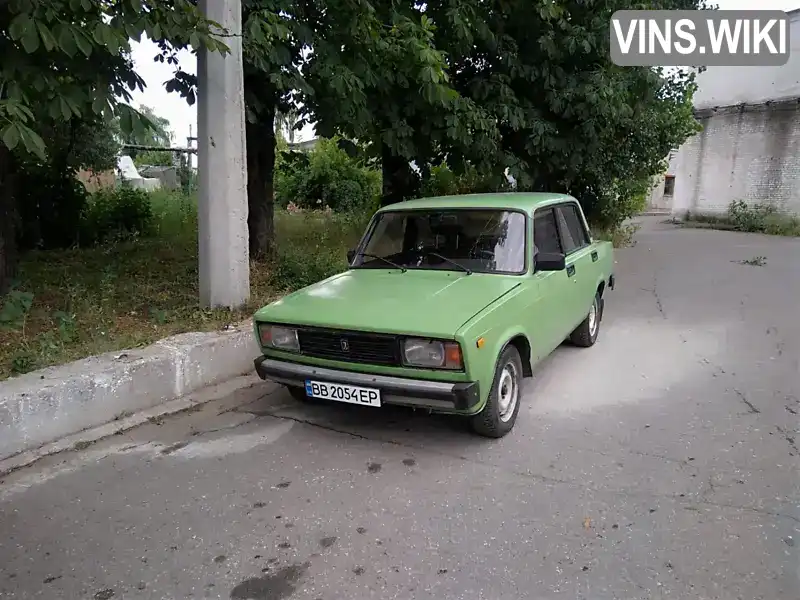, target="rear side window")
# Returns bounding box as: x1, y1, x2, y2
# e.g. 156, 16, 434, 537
533, 209, 563, 255
556, 203, 590, 254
